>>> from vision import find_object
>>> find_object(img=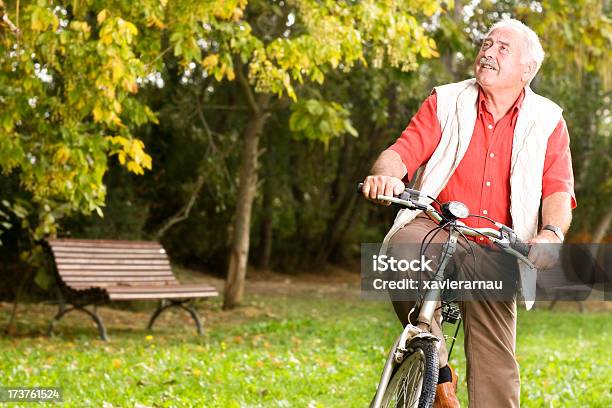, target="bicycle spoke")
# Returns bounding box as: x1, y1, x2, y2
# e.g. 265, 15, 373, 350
382, 348, 427, 408
404, 357, 422, 407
